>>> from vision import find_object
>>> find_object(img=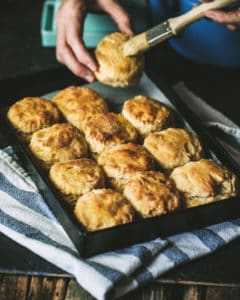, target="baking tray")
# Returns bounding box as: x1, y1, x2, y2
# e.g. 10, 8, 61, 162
1, 73, 240, 257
